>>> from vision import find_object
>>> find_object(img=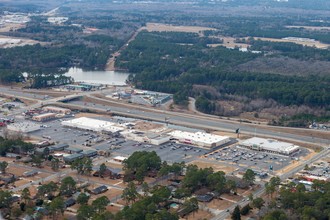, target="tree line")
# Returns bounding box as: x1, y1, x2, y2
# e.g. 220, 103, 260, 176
116, 31, 330, 113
